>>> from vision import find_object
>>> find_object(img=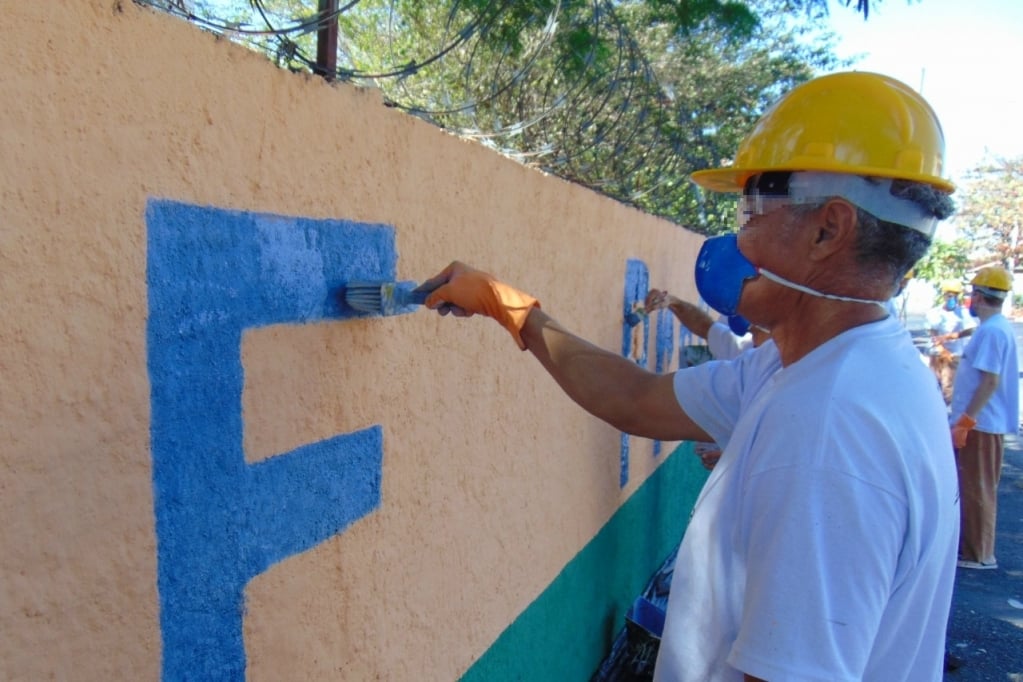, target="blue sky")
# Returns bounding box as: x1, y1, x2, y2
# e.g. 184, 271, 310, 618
823, 0, 1023, 186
